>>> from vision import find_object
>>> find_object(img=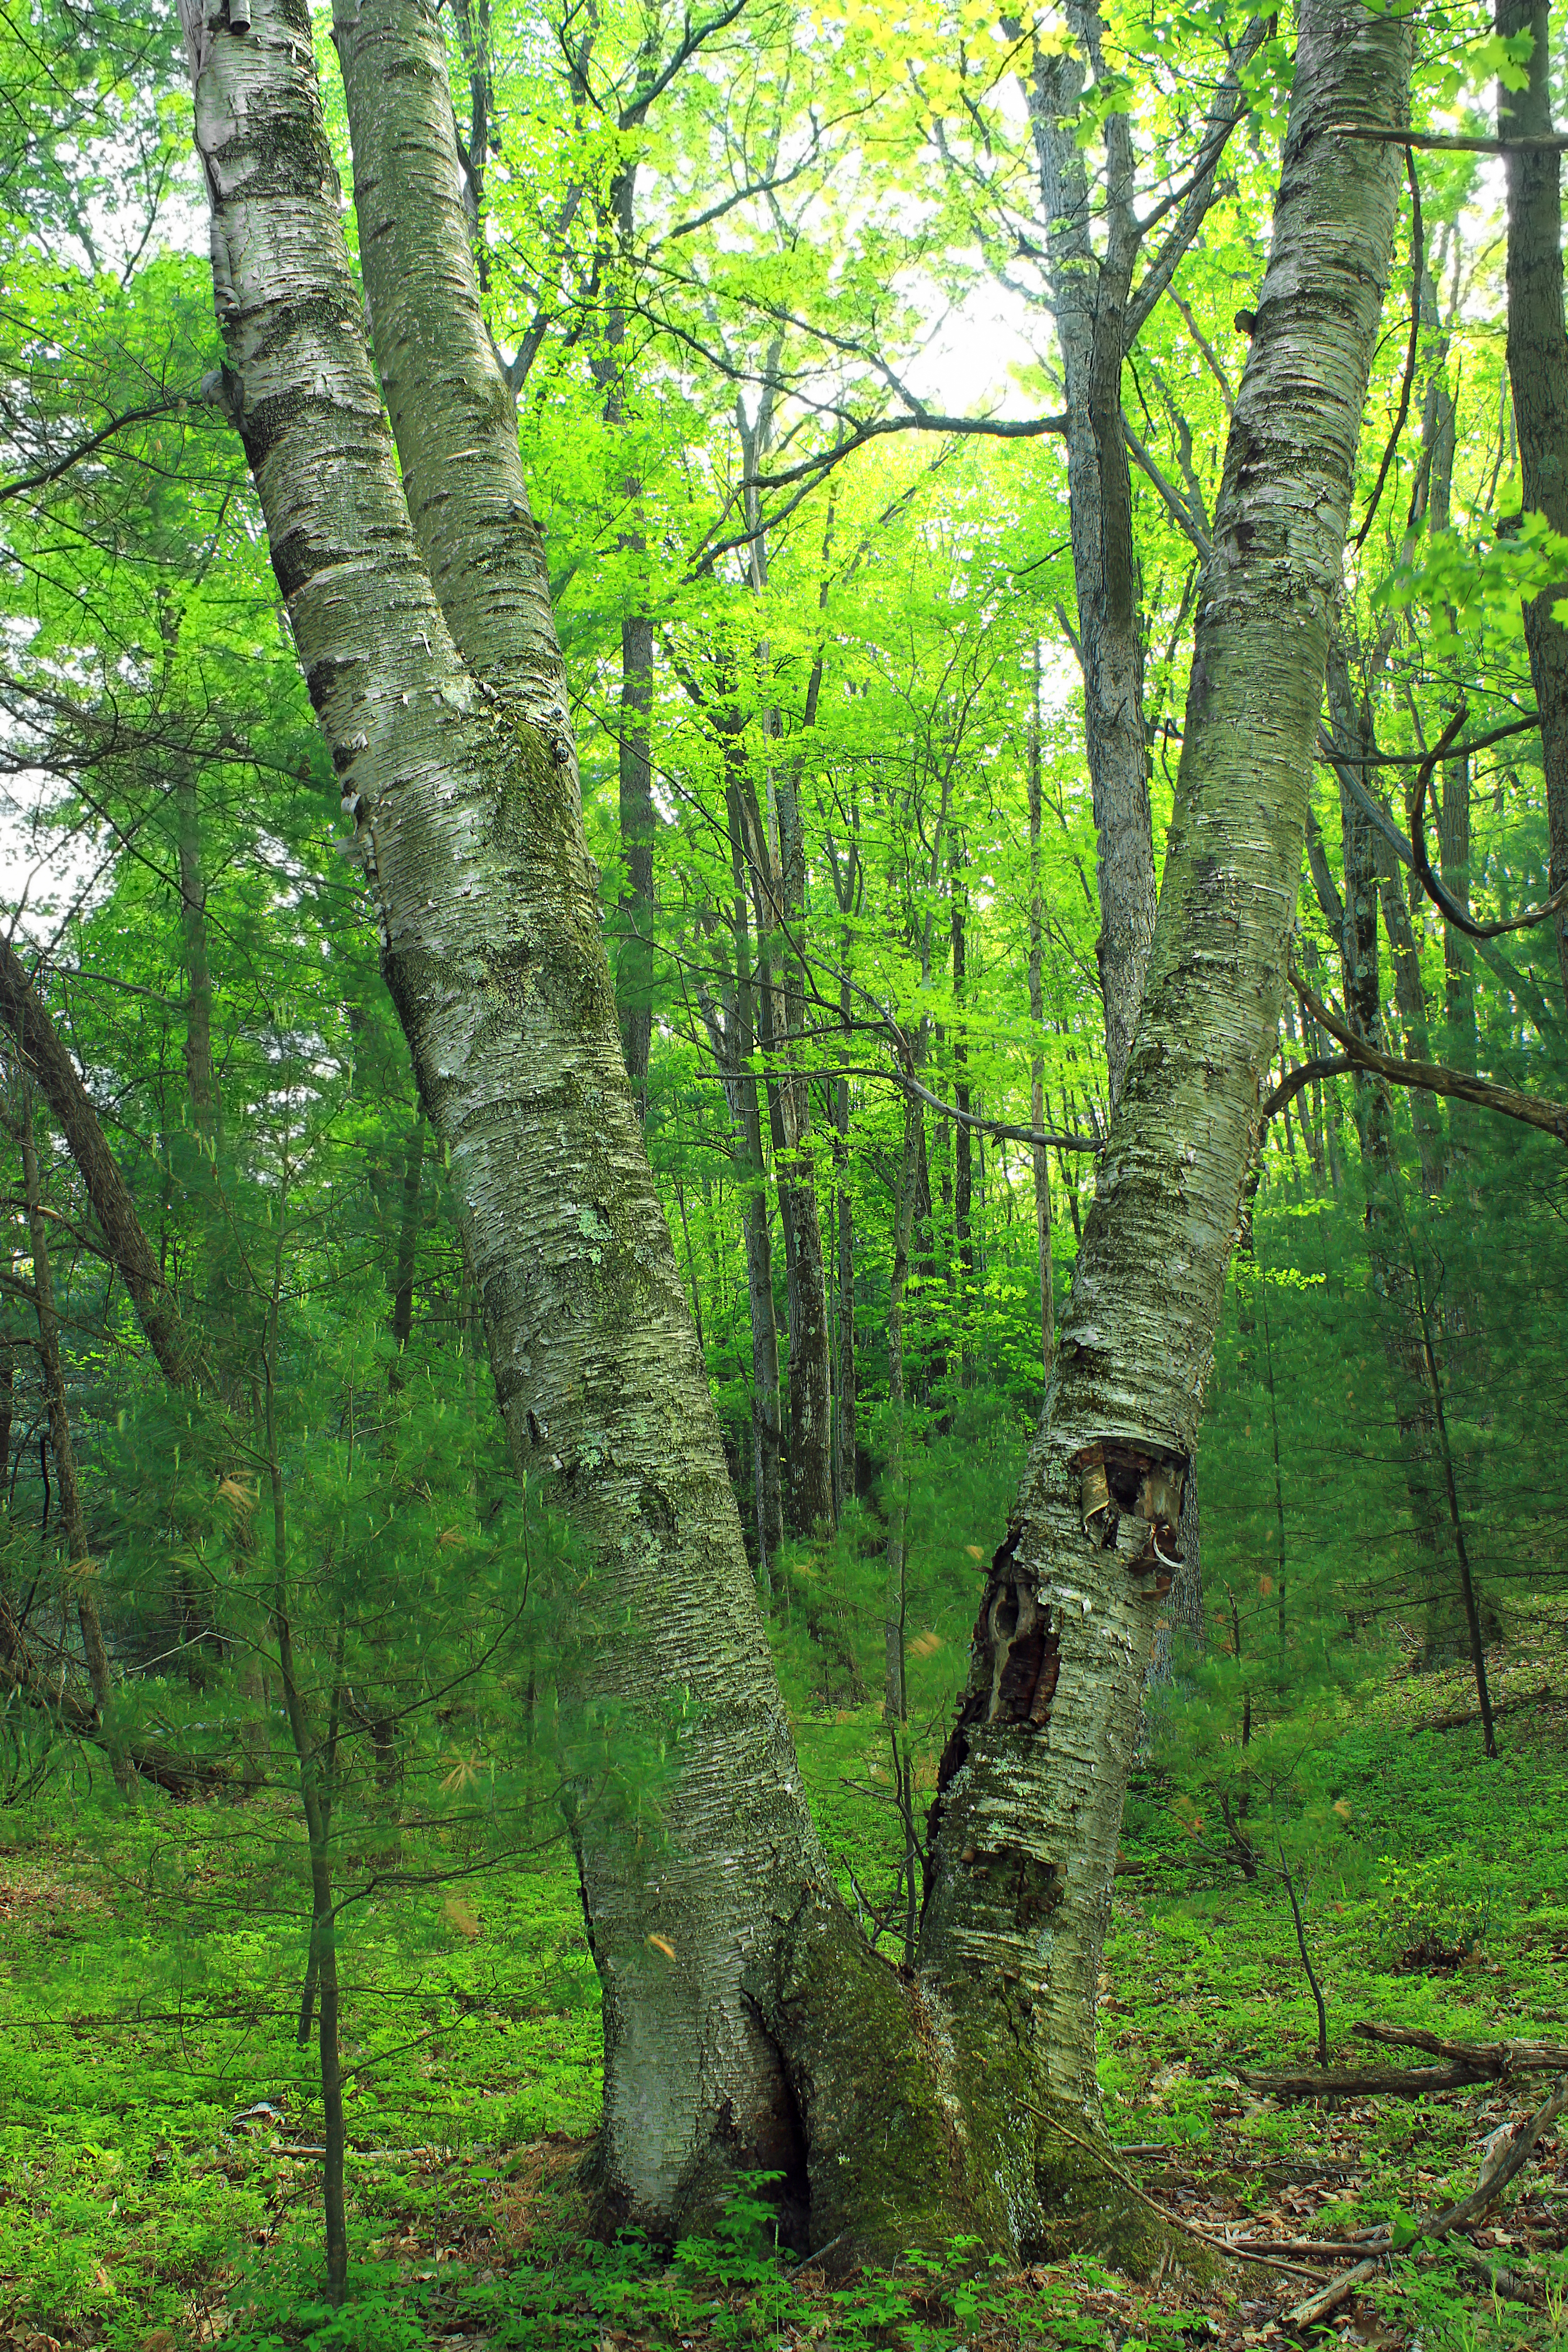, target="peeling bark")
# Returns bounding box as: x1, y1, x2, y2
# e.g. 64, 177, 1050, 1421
182, 0, 828, 2230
